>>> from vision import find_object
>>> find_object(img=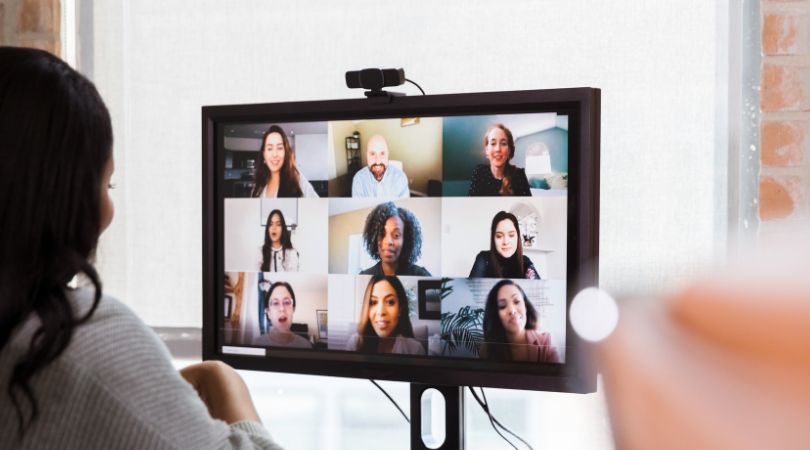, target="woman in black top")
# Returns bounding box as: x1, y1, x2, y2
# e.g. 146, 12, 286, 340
469, 211, 540, 279
468, 123, 531, 196
359, 202, 431, 276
